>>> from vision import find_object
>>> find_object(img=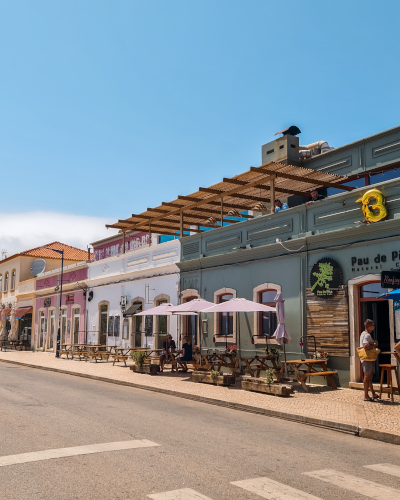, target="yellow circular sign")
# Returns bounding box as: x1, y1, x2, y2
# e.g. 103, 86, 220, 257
356, 188, 387, 223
